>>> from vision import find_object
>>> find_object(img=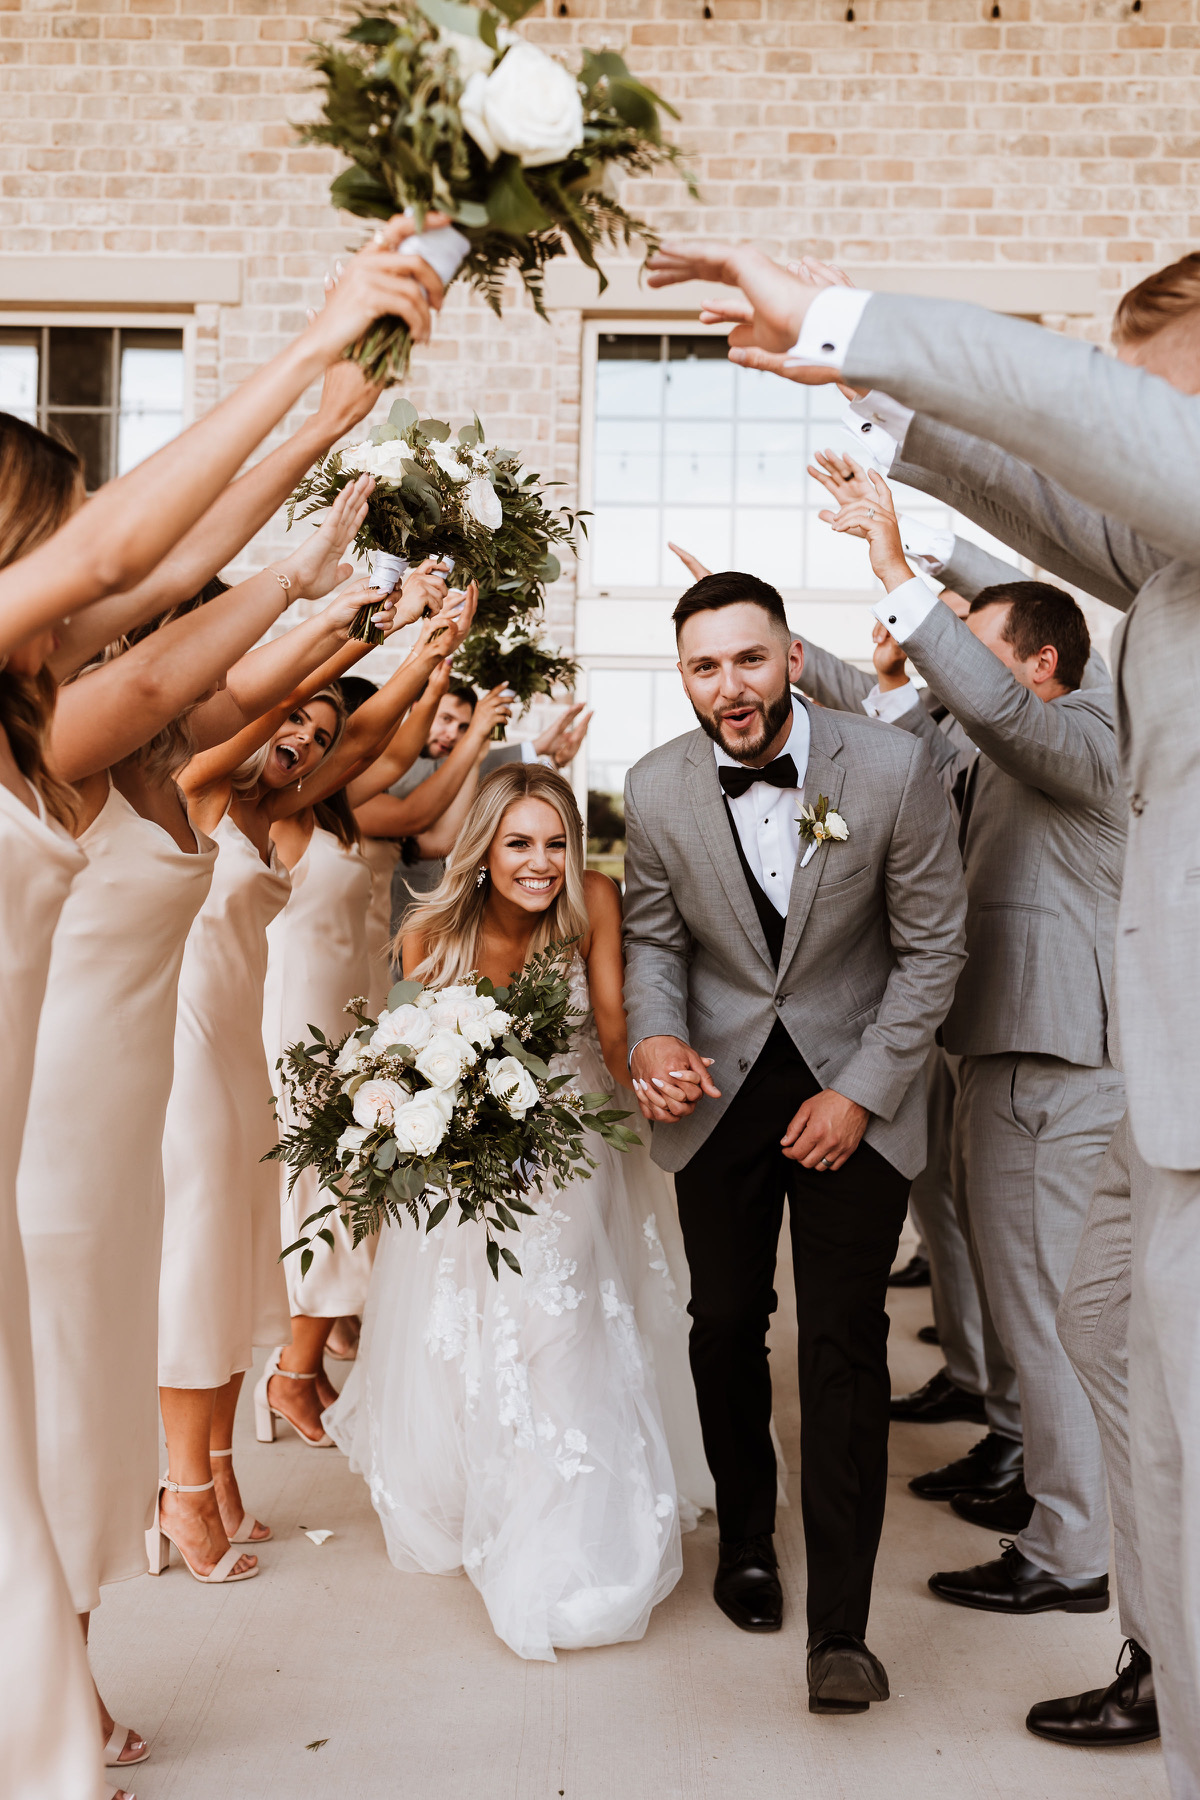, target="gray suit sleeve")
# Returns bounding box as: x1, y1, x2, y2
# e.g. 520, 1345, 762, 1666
935, 534, 1026, 601
893, 414, 1167, 609
902, 600, 1119, 807
844, 294, 1200, 569
892, 697, 974, 787
620, 771, 693, 1048
833, 737, 967, 1120
793, 636, 873, 711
